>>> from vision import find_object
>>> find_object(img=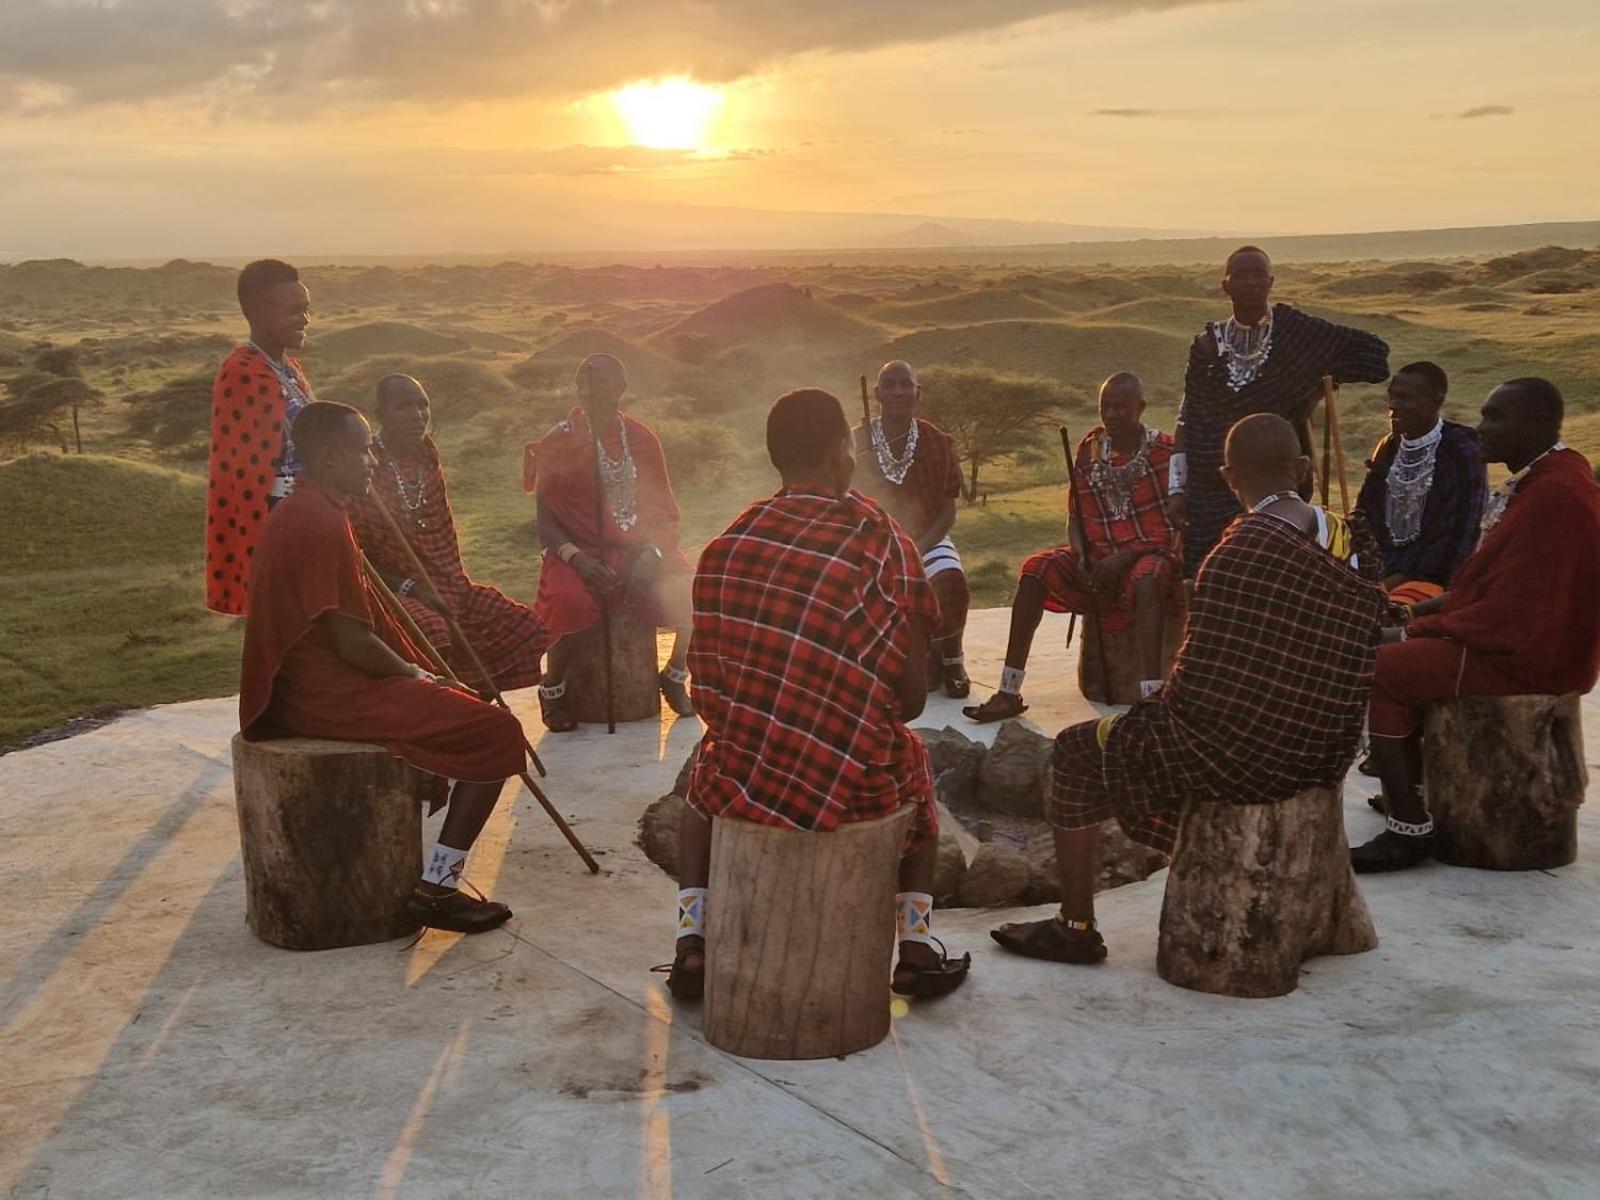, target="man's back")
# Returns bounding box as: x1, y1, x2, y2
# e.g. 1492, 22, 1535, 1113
688, 488, 936, 831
